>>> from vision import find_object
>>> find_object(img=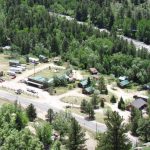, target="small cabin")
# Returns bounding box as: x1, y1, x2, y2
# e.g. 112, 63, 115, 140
39, 55, 48, 63
89, 68, 98, 75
